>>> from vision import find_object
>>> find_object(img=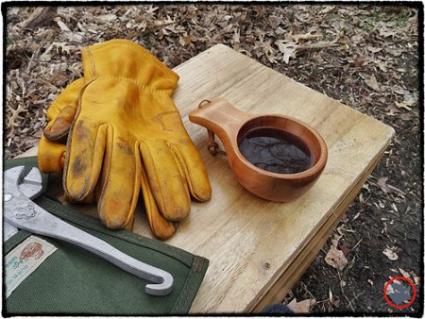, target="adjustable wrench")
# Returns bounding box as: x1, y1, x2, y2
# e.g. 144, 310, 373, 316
3, 166, 173, 296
